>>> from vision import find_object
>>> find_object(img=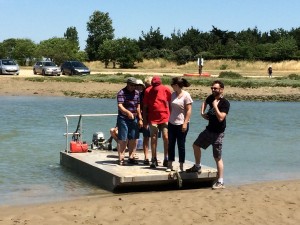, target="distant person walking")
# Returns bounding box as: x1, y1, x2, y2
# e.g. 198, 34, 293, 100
186, 80, 230, 190
166, 77, 193, 172
268, 65, 272, 78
